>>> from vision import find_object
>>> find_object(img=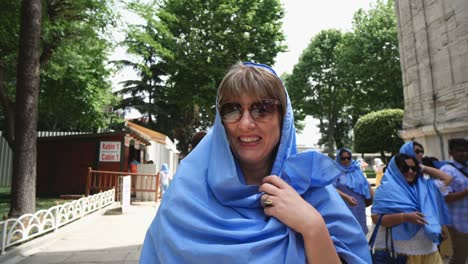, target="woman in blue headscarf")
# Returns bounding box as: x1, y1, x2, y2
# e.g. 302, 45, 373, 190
140, 62, 371, 263
334, 148, 373, 234
400, 141, 453, 186
159, 163, 170, 196
371, 144, 452, 263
